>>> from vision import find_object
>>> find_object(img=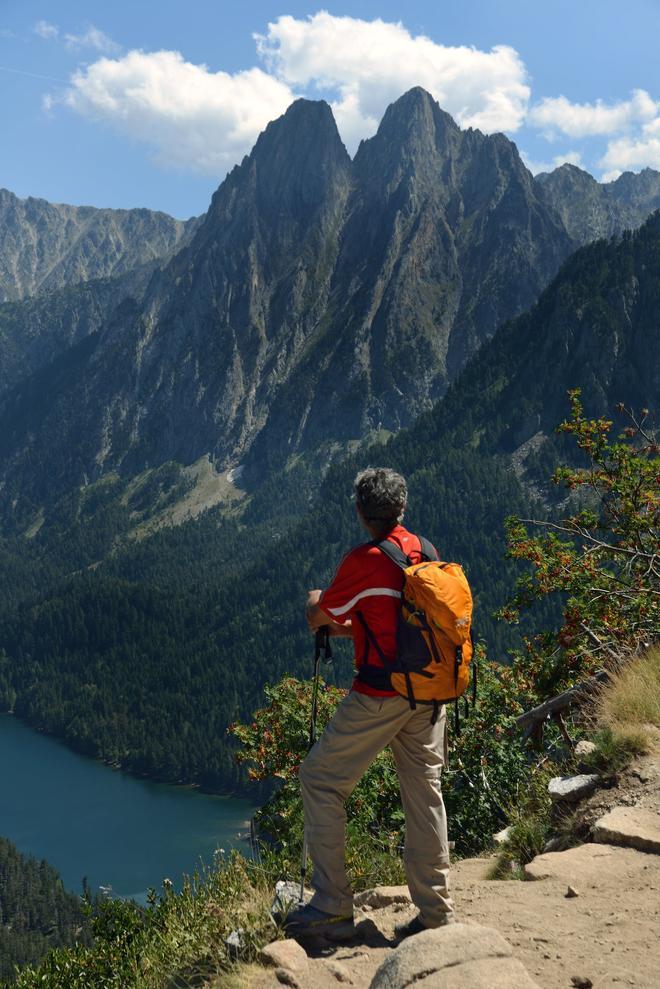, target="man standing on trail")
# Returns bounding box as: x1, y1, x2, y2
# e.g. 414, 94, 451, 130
285, 467, 454, 941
